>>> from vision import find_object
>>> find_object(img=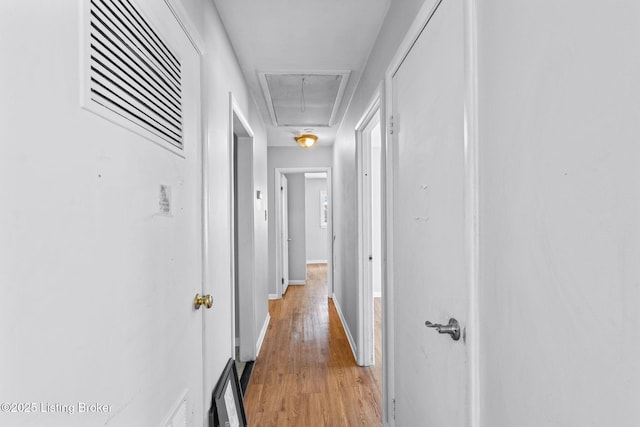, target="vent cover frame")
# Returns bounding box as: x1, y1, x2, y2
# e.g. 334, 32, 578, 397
81, 0, 185, 156
257, 70, 351, 128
